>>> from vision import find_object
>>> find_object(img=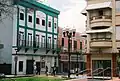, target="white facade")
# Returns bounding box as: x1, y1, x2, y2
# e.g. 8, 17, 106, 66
12, 3, 59, 75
